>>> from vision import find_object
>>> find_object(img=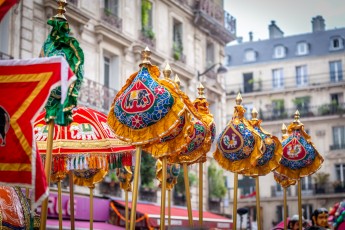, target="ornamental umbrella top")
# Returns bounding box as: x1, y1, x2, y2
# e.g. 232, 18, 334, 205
107, 48, 186, 150
275, 111, 324, 180
39, 0, 84, 126
213, 93, 263, 173
241, 108, 283, 177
